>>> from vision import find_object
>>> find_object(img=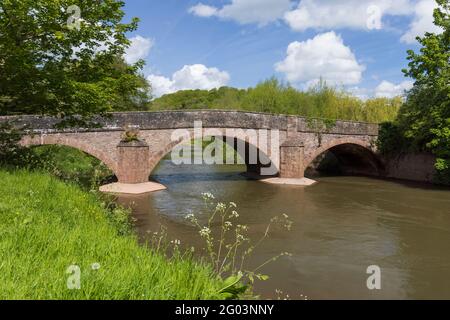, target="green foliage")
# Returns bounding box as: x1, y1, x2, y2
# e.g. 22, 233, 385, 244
435, 158, 450, 185
378, 0, 450, 184
0, 170, 226, 299
0, 122, 28, 166
306, 118, 337, 132
31, 145, 113, 190
0, 121, 114, 189
104, 205, 134, 237
121, 126, 141, 143
0, 122, 46, 169
0, 0, 151, 121
150, 87, 247, 111
376, 122, 409, 155
150, 78, 402, 123
218, 273, 248, 300
305, 118, 337, 146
